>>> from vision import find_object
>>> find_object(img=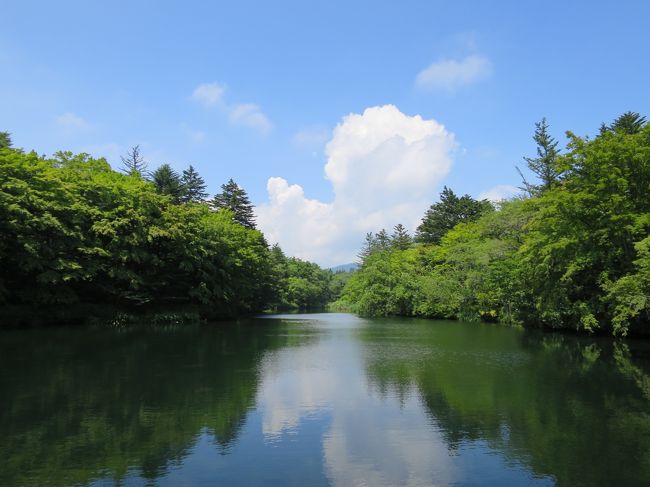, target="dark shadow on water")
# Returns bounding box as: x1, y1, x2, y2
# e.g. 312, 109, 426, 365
0, 318, 318, 486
